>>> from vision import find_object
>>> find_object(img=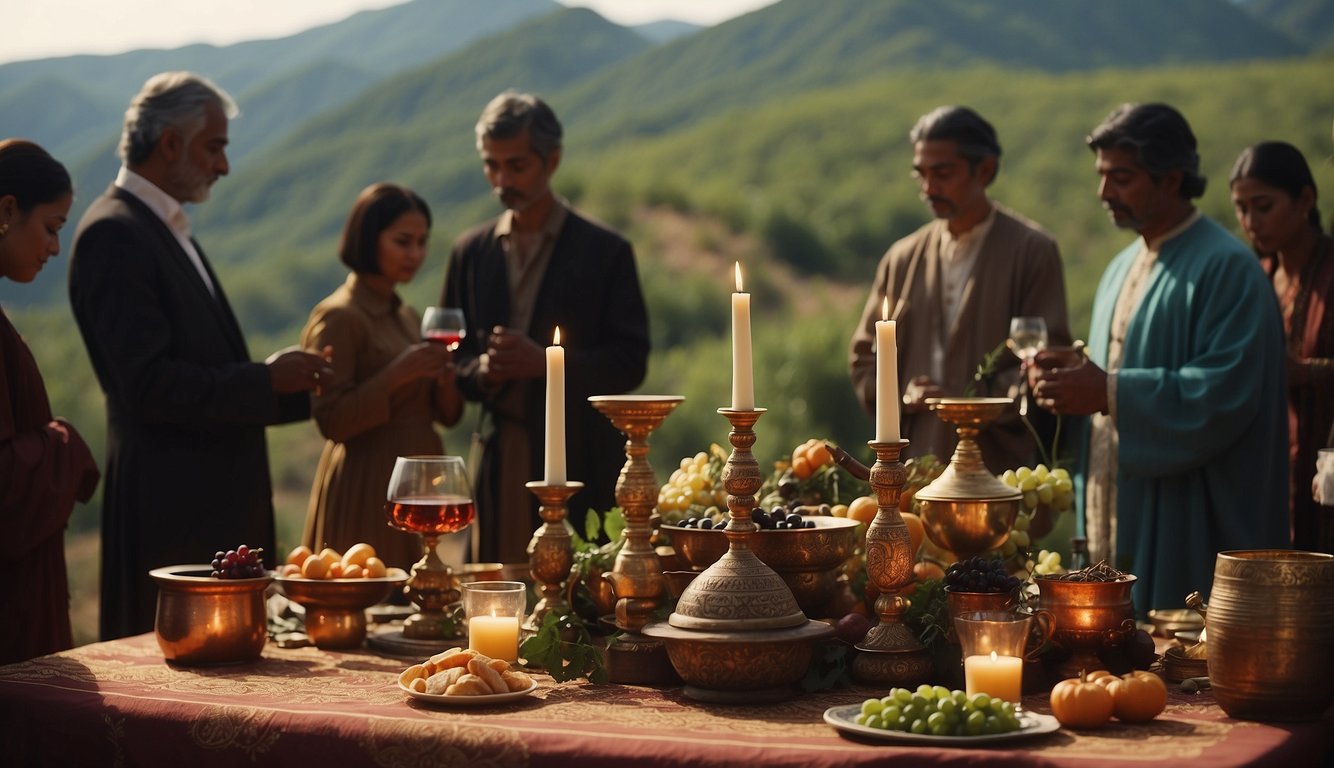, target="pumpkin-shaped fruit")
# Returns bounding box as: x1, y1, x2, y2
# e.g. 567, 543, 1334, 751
1107, 671, 1167, 722
1050, 671, 1115, 728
